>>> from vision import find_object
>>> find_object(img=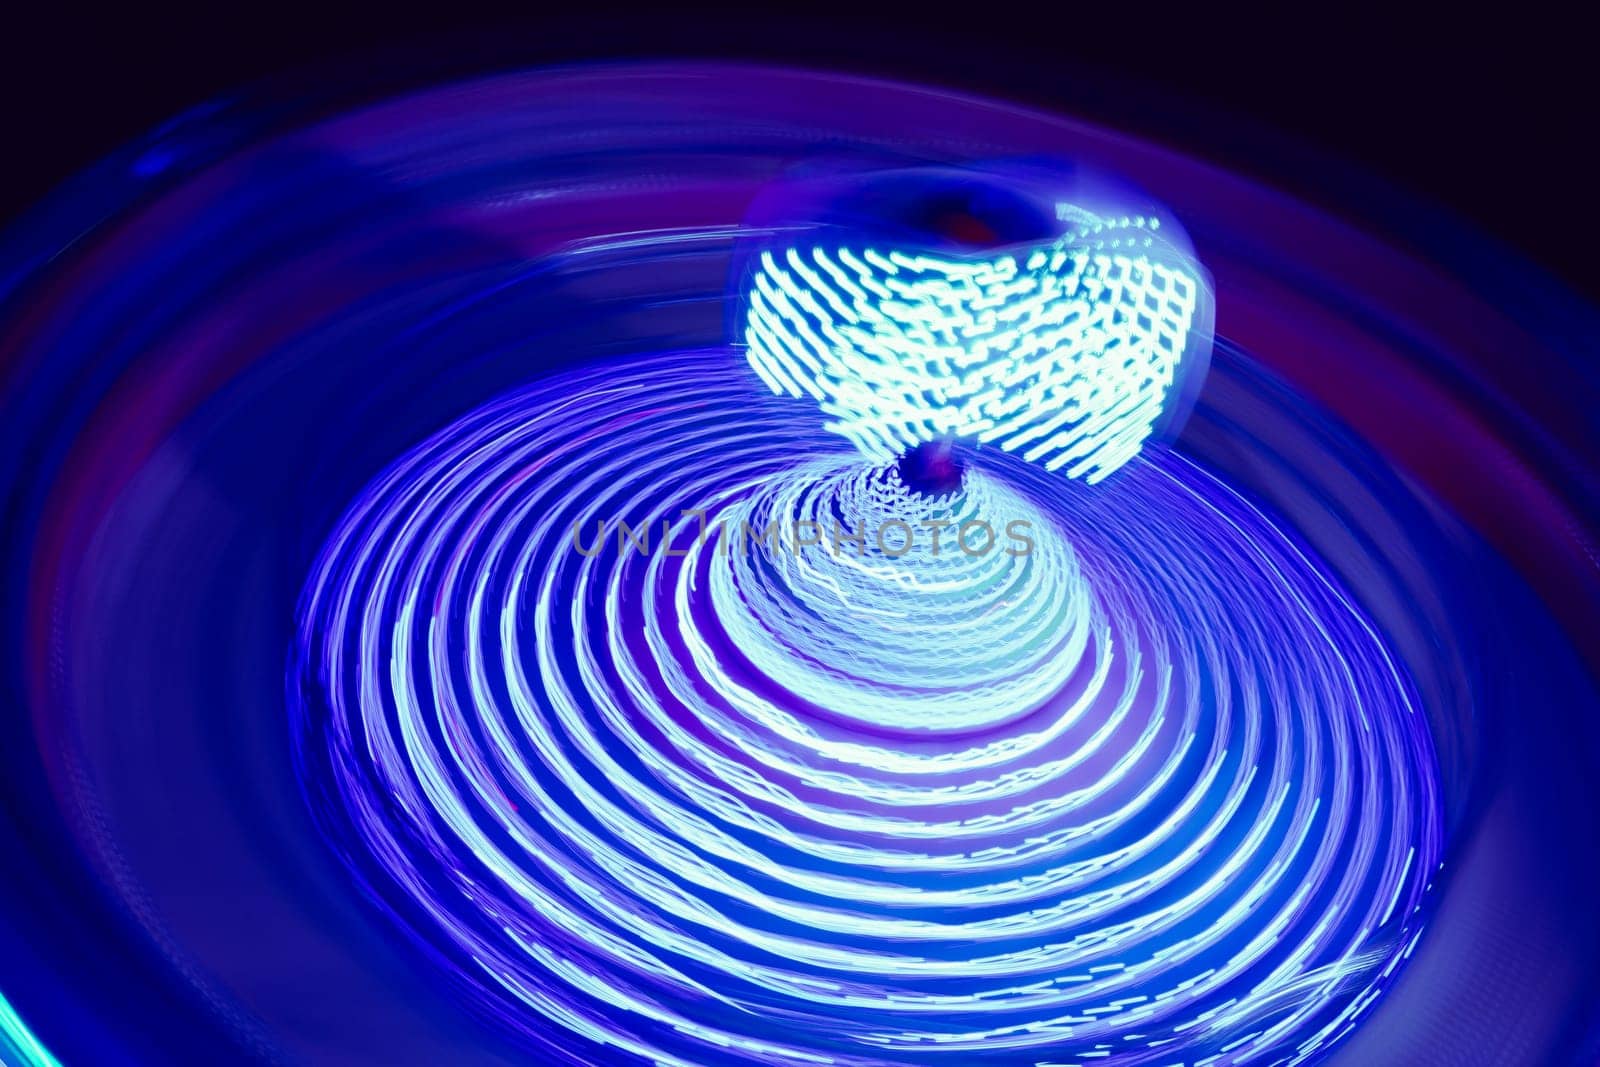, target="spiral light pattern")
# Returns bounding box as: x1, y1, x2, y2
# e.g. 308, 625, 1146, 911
292, 350, 1441, 1065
